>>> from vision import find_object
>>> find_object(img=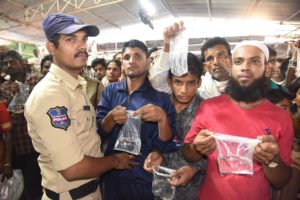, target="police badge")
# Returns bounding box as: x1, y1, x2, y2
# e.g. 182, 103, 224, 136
47, 106, 71, 130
